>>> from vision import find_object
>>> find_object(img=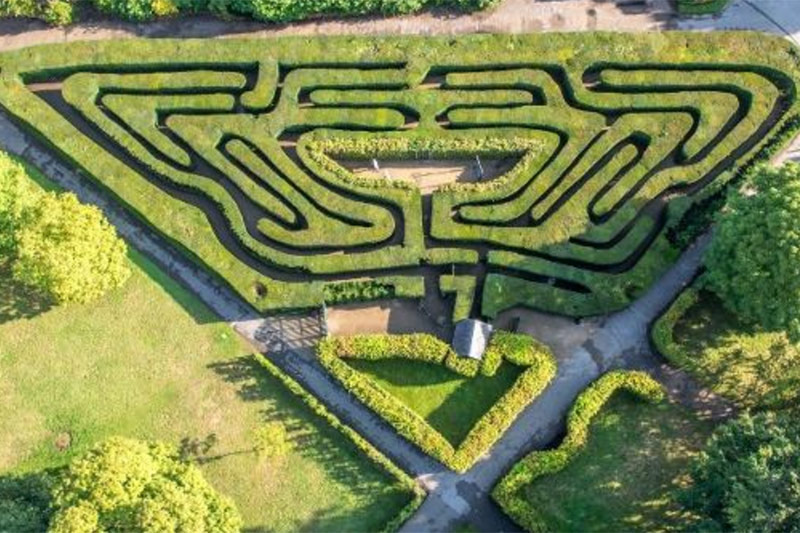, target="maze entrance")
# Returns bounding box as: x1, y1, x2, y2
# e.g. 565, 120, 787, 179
0, 35, 796, 321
